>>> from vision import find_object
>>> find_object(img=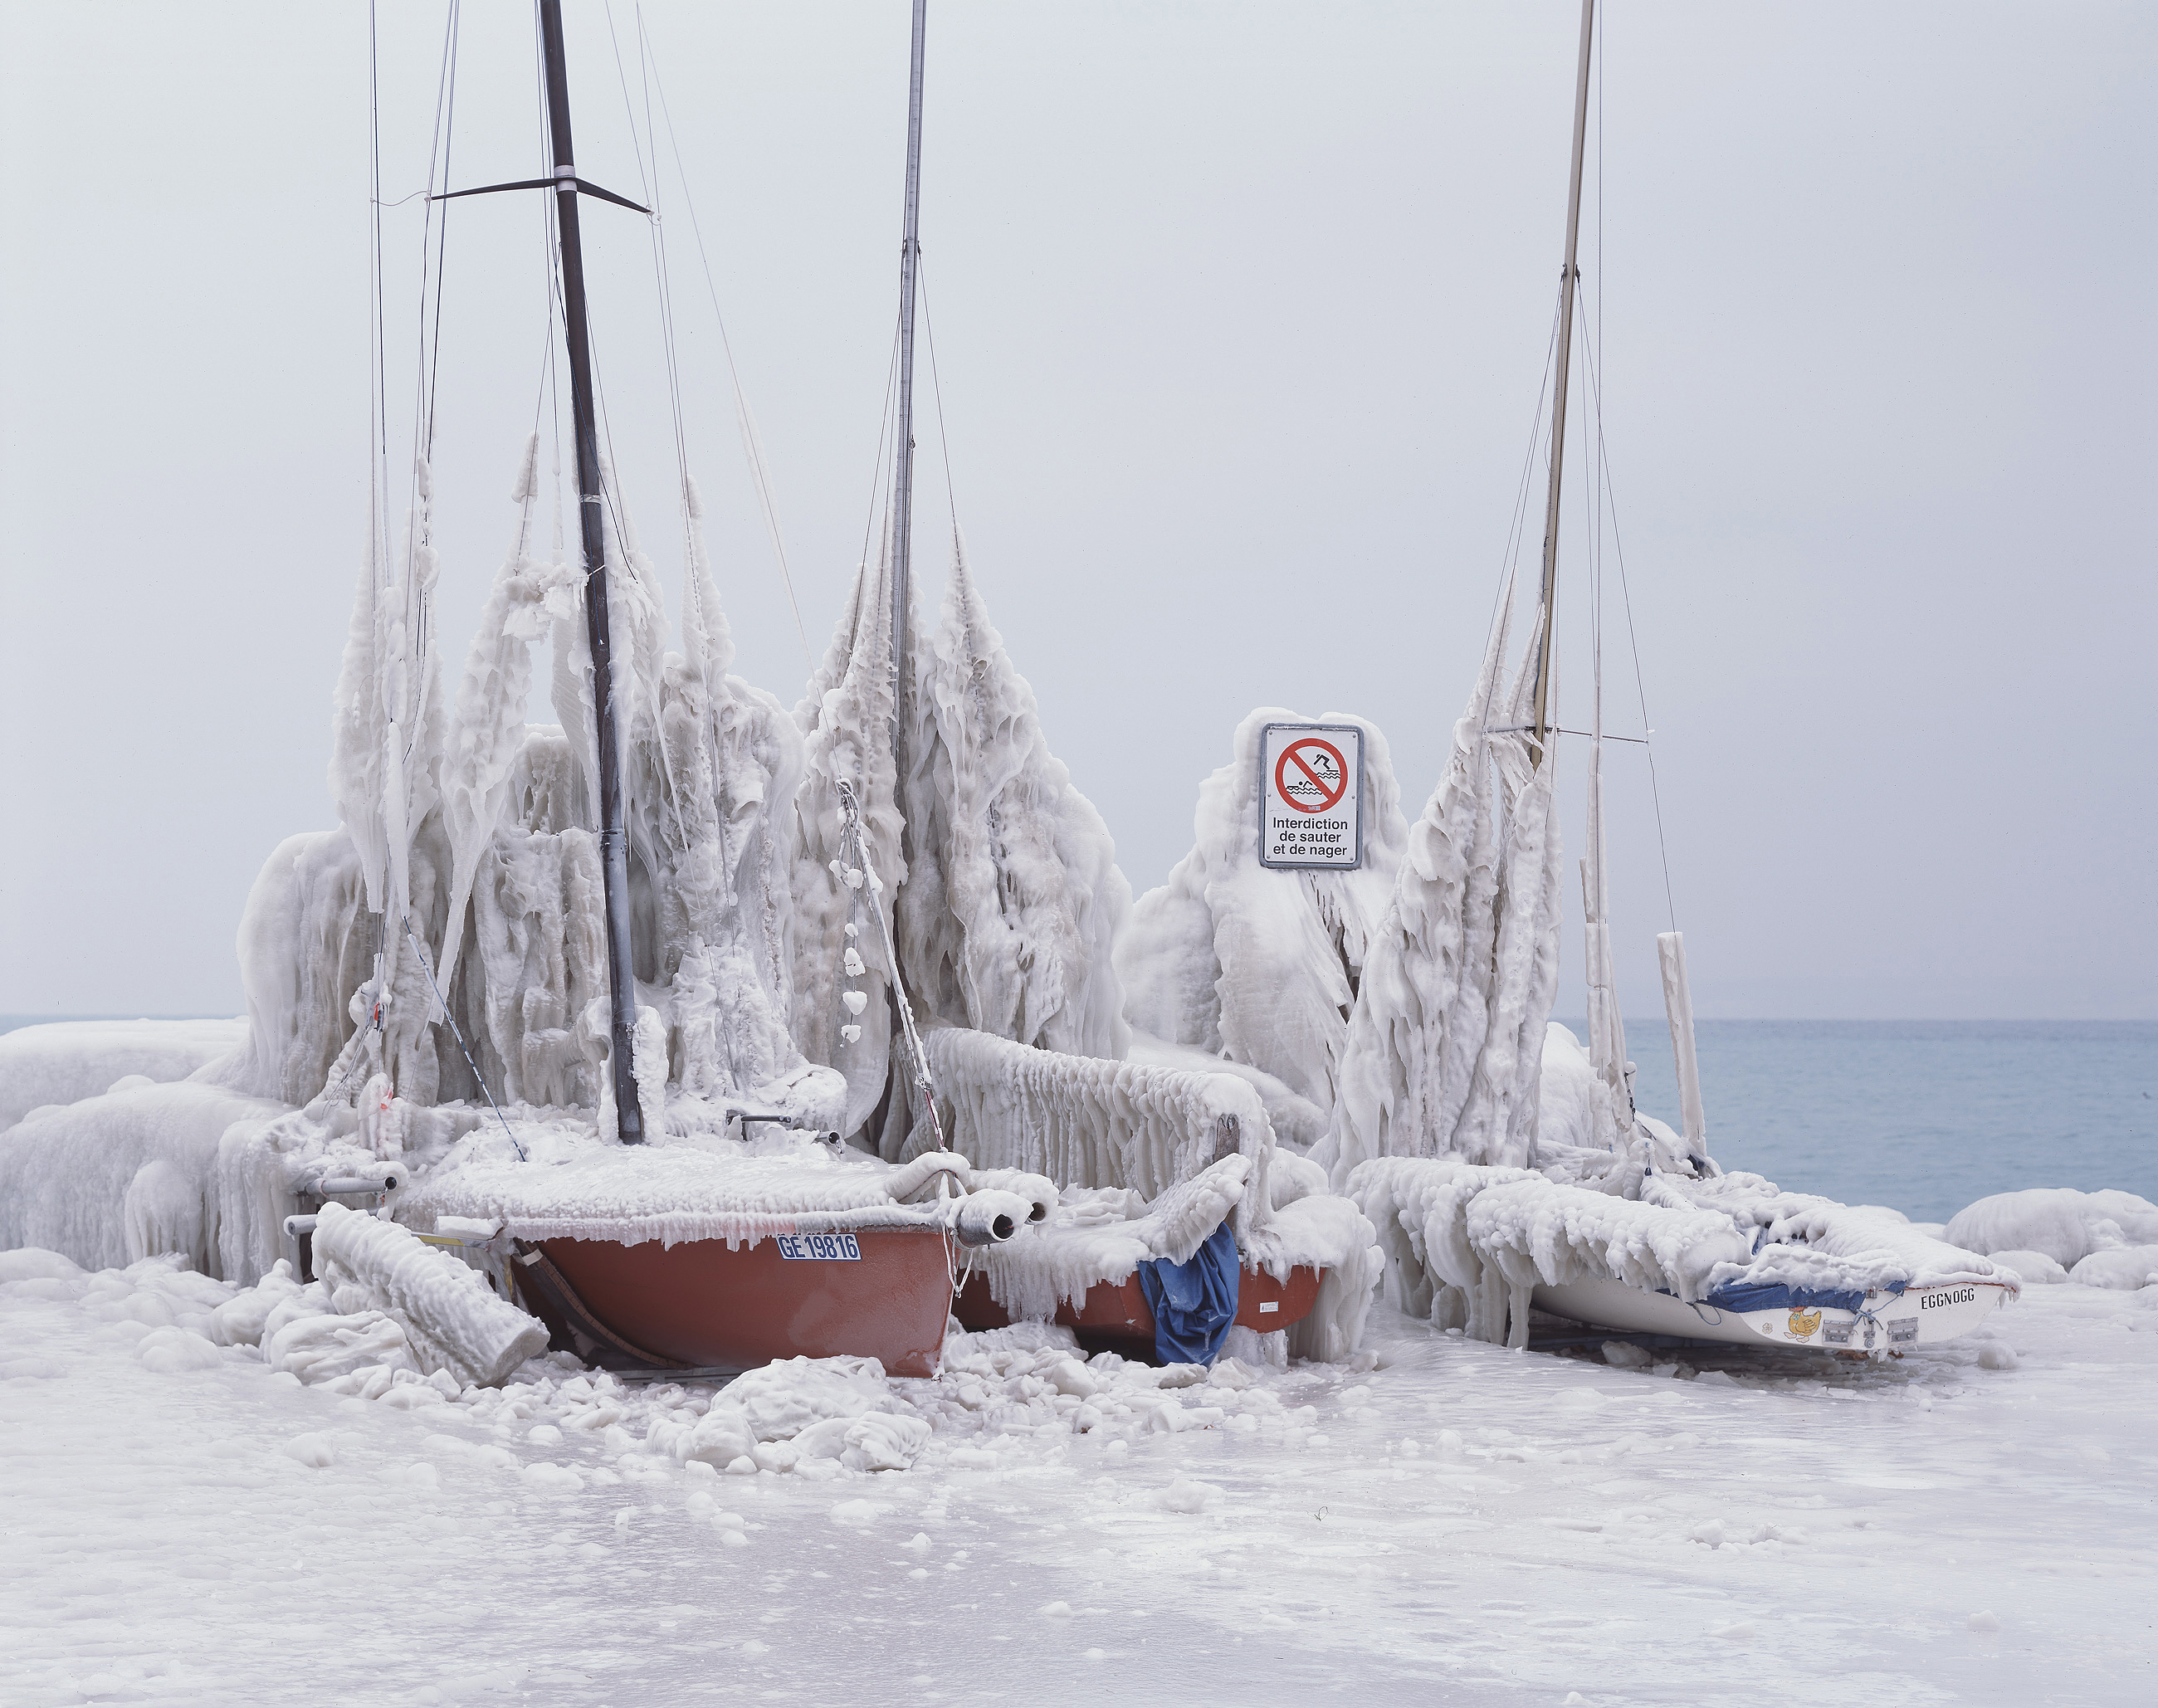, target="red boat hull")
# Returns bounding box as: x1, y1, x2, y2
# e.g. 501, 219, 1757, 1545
953, 1263, 1322, 1356
536, 1229, 956, 1378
